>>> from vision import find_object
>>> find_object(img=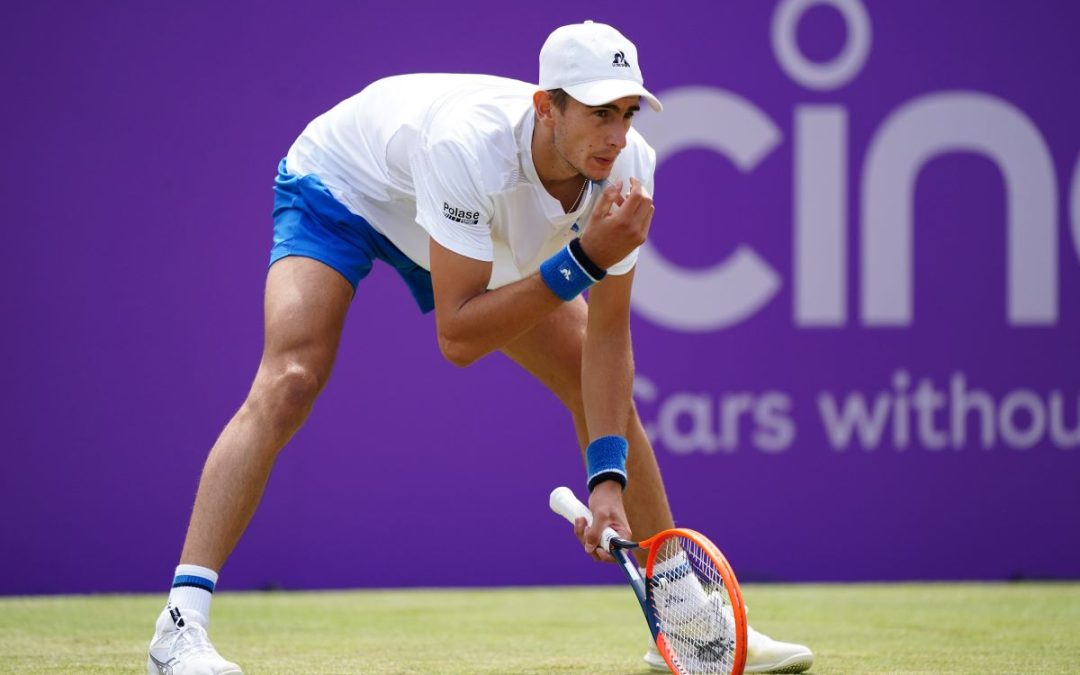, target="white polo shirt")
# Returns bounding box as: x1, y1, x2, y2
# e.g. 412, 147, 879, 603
284, 73, 656, 289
